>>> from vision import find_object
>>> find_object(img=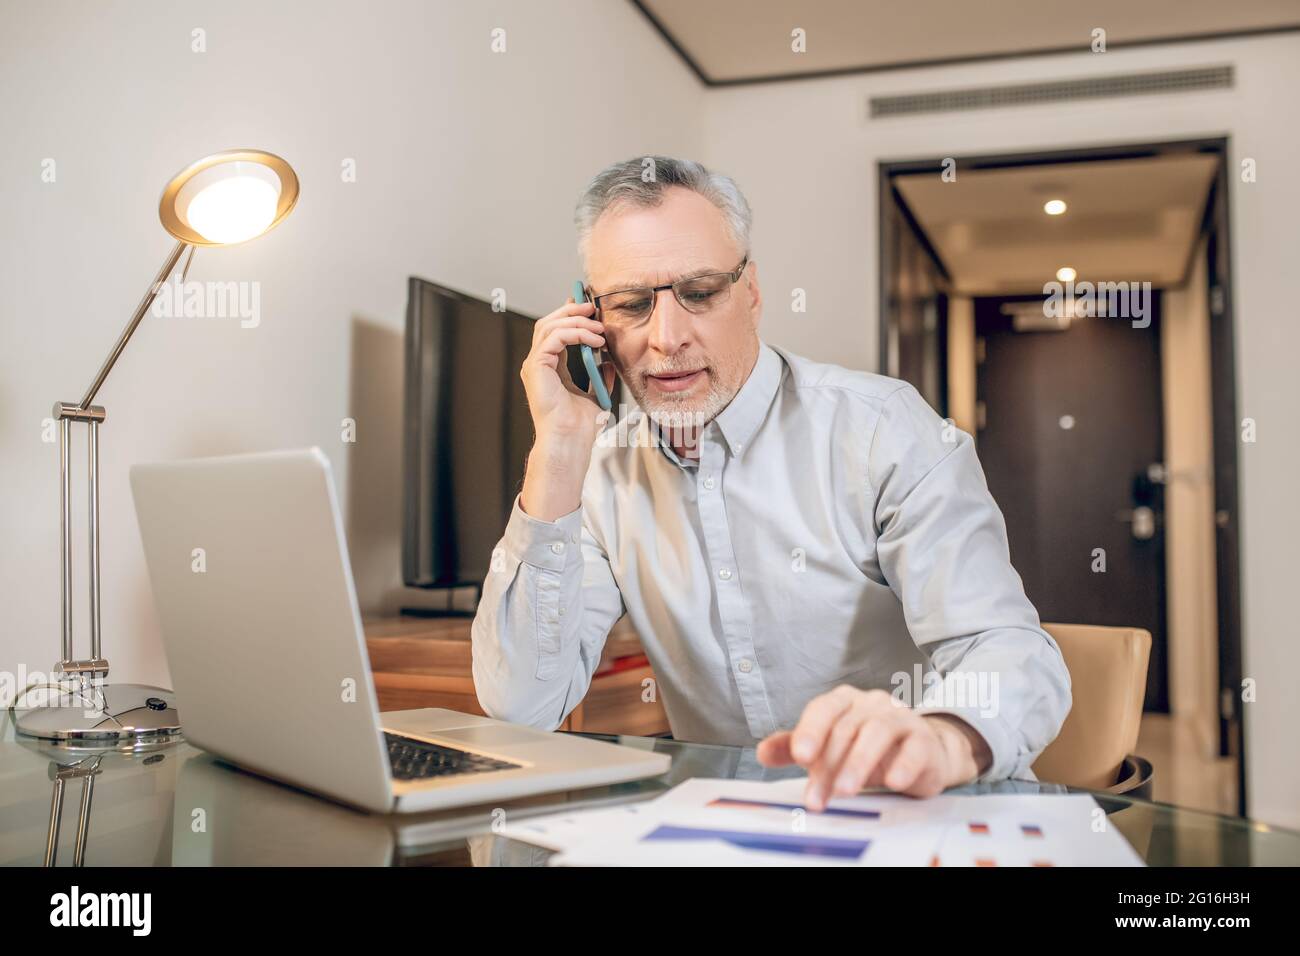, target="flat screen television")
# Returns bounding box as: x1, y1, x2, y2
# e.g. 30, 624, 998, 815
401, 276, 598, 599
